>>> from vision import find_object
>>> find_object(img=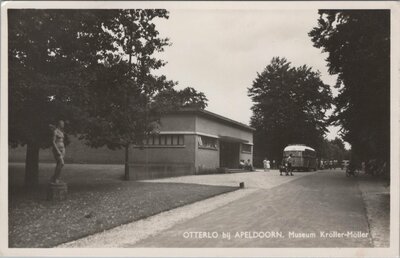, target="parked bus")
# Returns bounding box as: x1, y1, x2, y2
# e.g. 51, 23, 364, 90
280, 144, 318, 172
